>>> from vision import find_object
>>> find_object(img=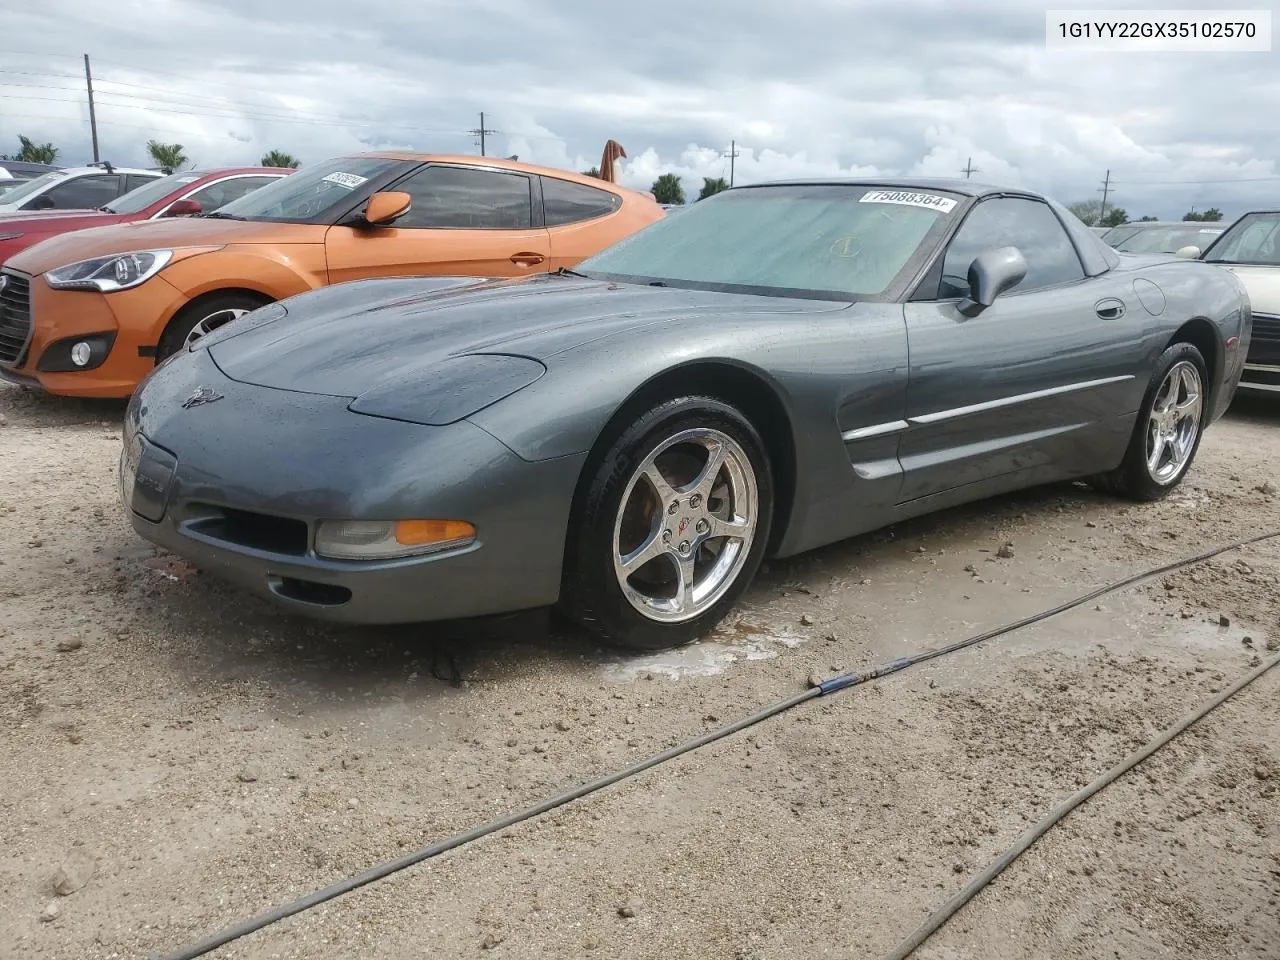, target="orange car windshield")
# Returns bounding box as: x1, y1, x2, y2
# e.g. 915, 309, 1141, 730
211, 156, 413, 225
